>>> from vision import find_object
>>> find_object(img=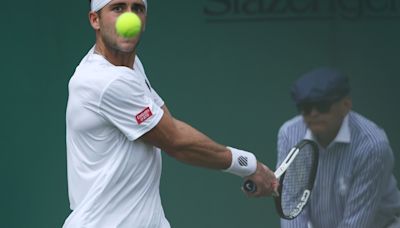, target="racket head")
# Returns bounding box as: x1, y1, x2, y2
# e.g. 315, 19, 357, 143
274, 139, 319, 220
